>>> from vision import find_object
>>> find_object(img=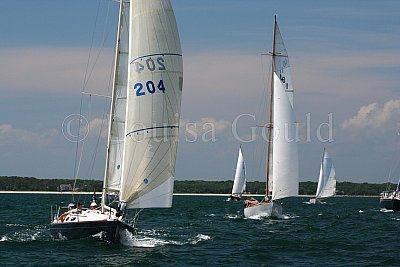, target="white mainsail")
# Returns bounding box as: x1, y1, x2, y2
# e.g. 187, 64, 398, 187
103, 1, 130, 194
271, 21, 299, 201
120, 0, 183, 209
231, 146, 246, 196
315, 149, 336, 199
